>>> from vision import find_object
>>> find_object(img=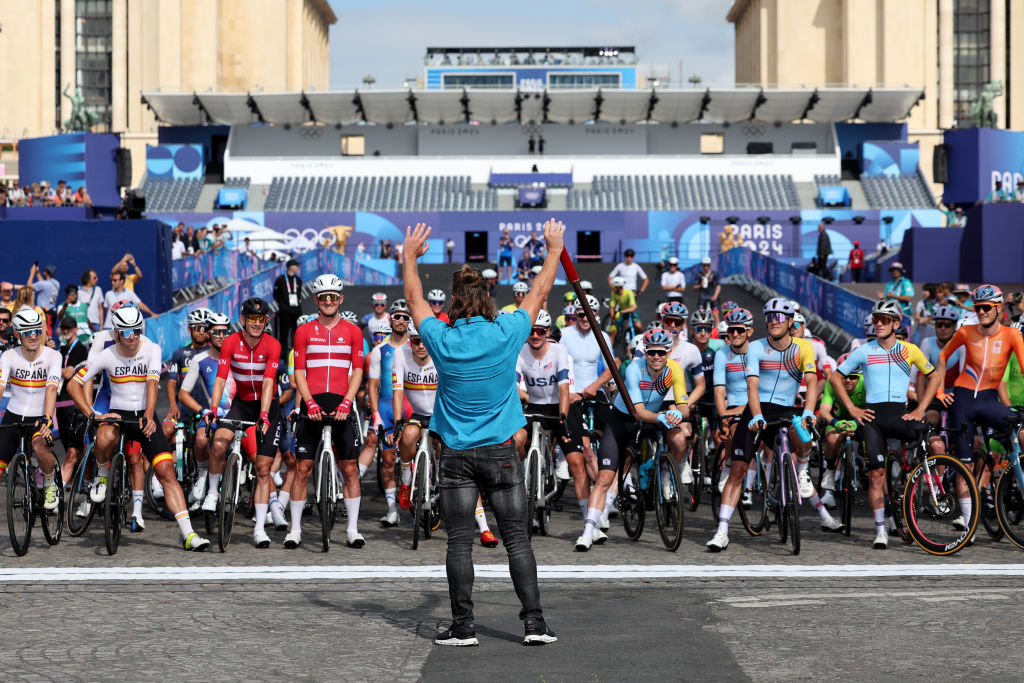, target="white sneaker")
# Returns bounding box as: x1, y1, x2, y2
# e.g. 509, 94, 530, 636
272, 470, 284, 487
190, 476, 207, 504
951, 515, 966, 531
741, 491, 752, 509
201, 490, 219, 513
150, 476, 164, 500
797, 469, 814, 499
346, 530, 365, 548
591, 527, 608, 545
706, 530, 729, 552
555, 459, 570, 481
821, 517, 844, 533
89, 477, 108, 503
380, 510, 399, 527
873, 527, 889, 549
283, 530, 301, 549
598, 509, 610, 530
75, 499, 90, 518
253, 527, 271, 548
821, 469, 836, 490
130, 514, 145, 532
270, 501, 288, 530
680, 460, 694, 485
820, 490, 837, 509
574, 534, 593, 551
